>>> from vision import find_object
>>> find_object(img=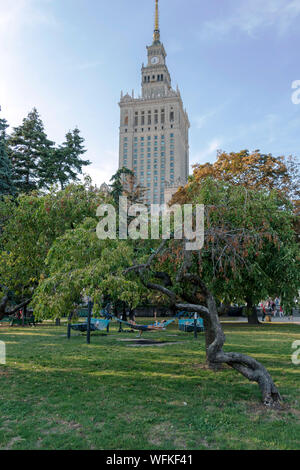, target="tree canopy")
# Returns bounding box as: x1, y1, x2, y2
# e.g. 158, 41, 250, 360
30, 178, 296, 405
172, 150, 299, 205
0, 113, 15, 196
5, 108, 90, 195
0, 182, 107, 313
